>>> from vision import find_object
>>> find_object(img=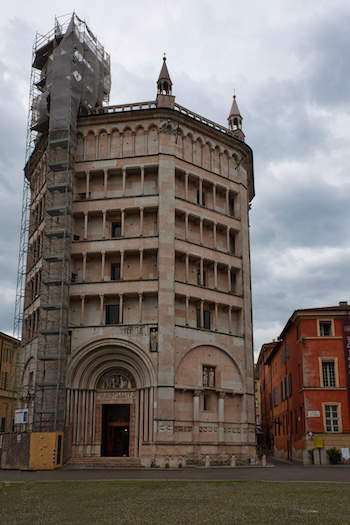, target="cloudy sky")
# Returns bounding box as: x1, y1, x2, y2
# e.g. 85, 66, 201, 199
1, 0, 349, 357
